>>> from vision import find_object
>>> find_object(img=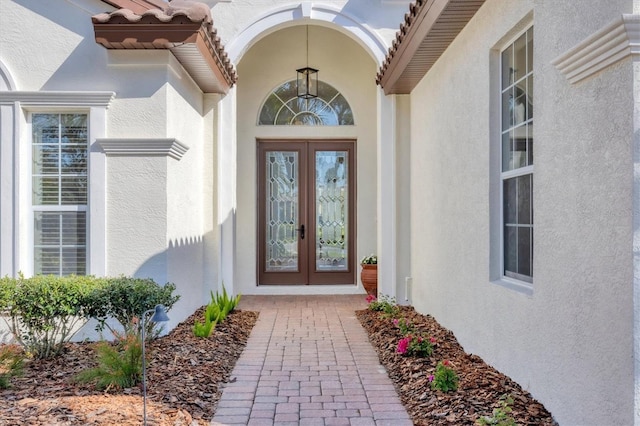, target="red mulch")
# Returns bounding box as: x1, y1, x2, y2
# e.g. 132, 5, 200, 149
0, 308, 258, 425
357, 306, 558, 425
1, 303, 559, 425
